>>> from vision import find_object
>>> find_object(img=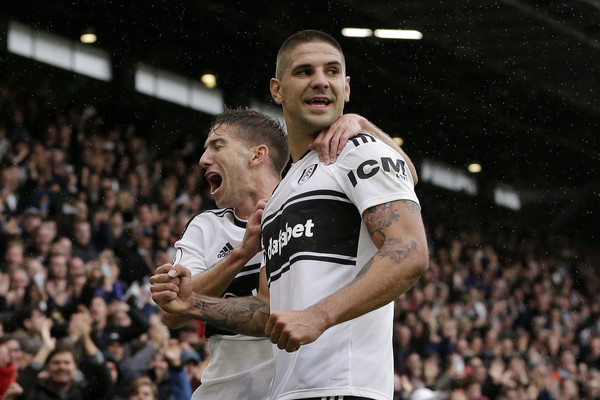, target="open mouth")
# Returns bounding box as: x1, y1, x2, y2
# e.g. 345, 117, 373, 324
306, 97, 331, 107
205, 172, 223, 194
